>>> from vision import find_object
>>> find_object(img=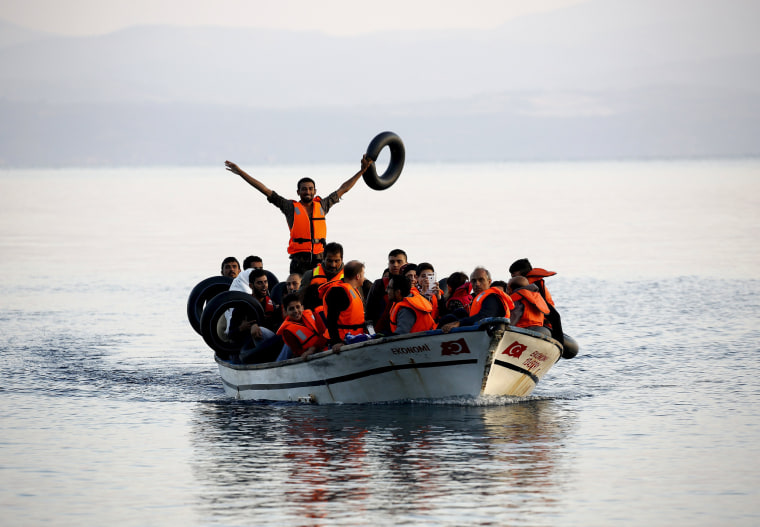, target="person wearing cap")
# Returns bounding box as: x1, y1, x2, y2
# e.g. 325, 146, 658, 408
441, 267, 514, 333
224, 155, 374, 275
508, 258, 556, 306
507, 276, 551, 336
508, 258, 566, 343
